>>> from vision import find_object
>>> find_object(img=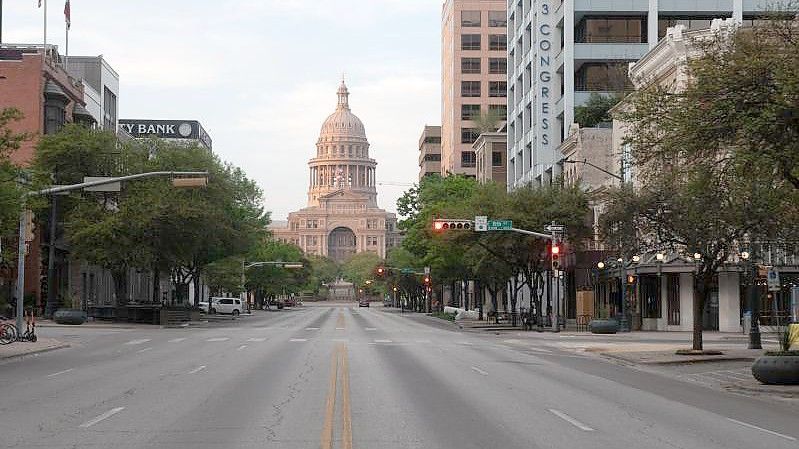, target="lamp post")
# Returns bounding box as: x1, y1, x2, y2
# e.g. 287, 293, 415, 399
741, 250, 762, 349
617, 257, 630, 332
